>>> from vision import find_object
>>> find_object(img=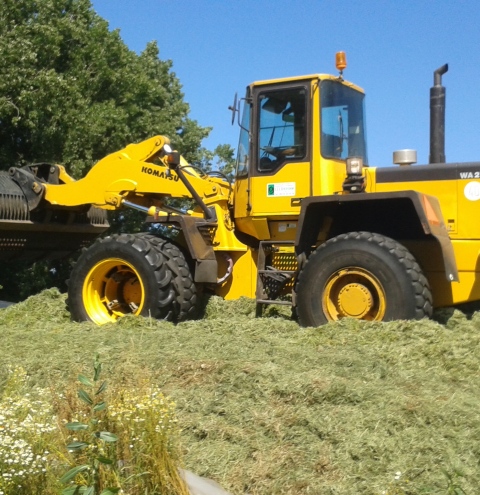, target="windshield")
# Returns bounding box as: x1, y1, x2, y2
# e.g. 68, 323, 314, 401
235, 99, 251, 178
321, 80, 368, 164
